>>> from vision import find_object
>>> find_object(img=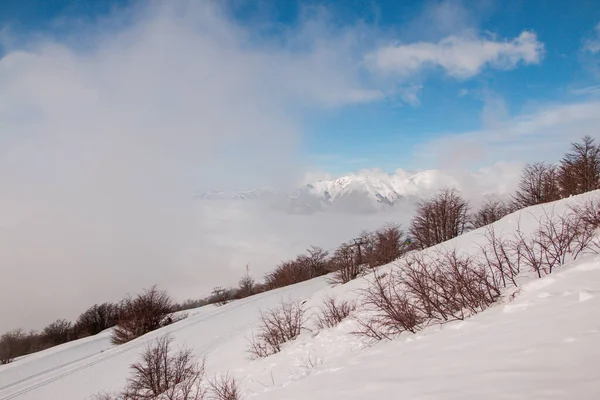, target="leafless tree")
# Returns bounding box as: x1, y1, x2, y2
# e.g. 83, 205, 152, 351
75, 303, 119, 337
43, 319, 73, 346
247, 300, 305, 358
124, 336, 205, 400
112, 286, 174, 345
297, 246, 330, 278
315, 296, 356, 330
237, 266, 255, 299
264, 260, 311, 290
329, 243, 362, 284
371, 223, 406, 266
0, 329, 26, 364
95, 335, 206, 400
472, 196, 510, 229
558, 136, 600, 197
511, 162, 560, 210
208, 373, 242, 400
409, 188, 470, 249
